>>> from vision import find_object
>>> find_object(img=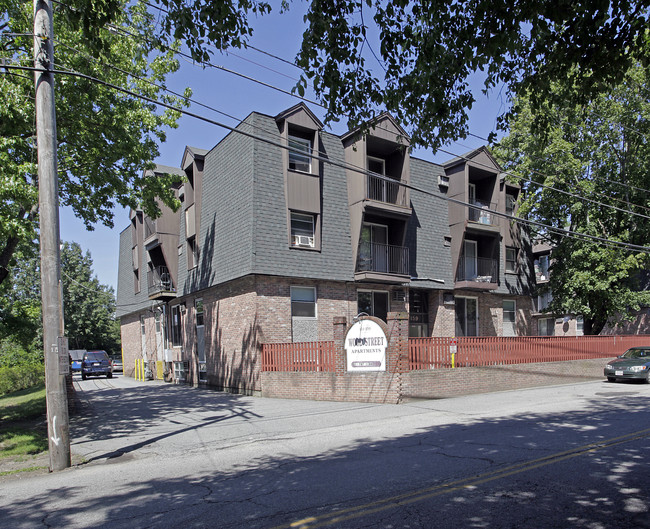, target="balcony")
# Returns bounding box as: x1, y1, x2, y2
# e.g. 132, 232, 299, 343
365, 173, 410, 216
355, 240, 409, 283
144, 217, 160, 250
148, 265, 176, 301
455, 256, 498, 290
467, 200, 500, 231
